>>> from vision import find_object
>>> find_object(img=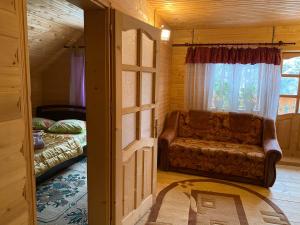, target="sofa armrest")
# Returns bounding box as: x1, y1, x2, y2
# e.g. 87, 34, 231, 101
263, 138, 282, 161
158, 111, 180, 170
263, 119, 282, 187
